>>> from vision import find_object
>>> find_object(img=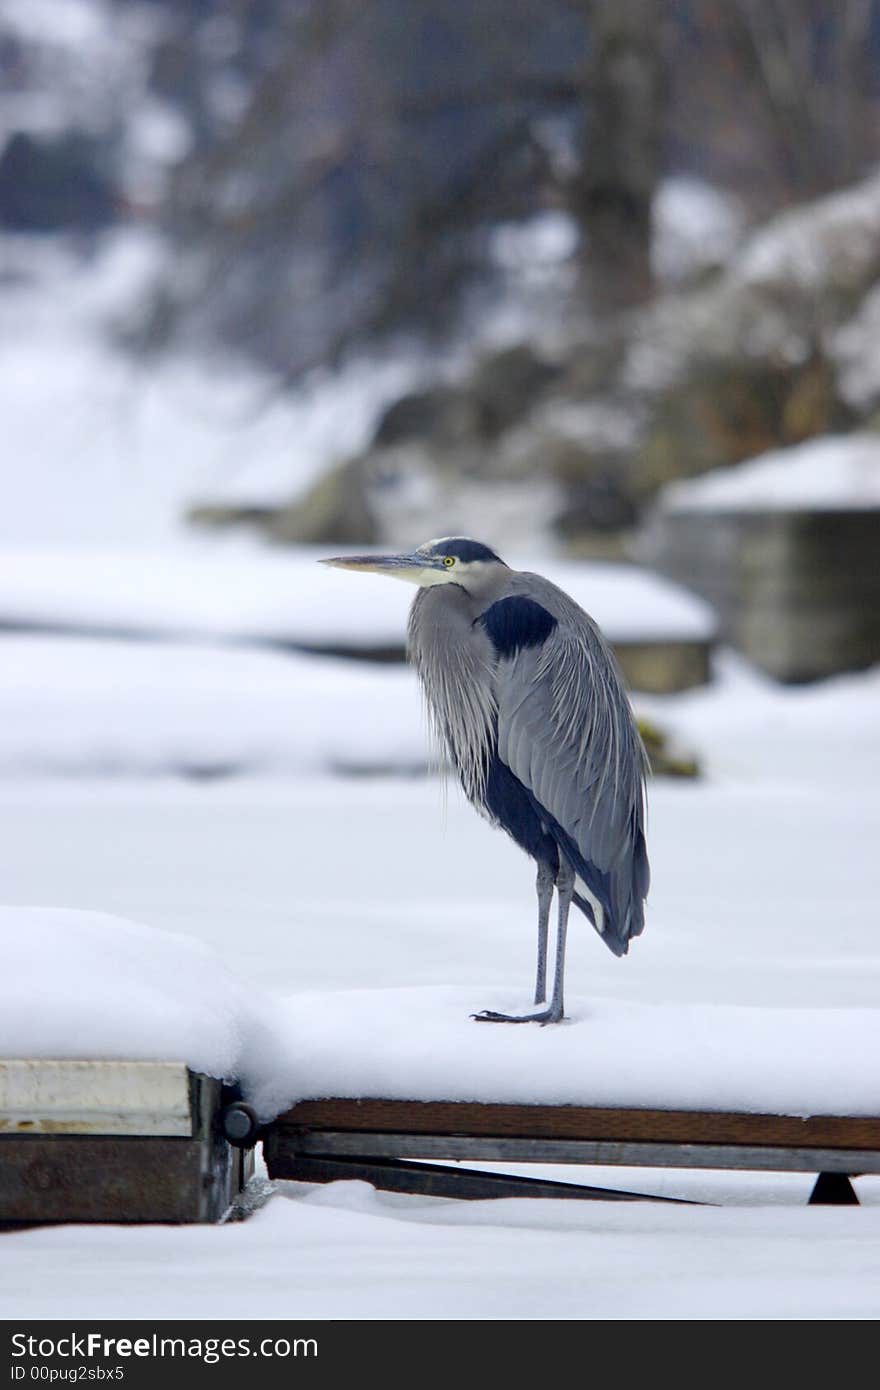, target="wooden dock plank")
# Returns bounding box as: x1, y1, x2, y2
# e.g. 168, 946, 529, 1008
275, 1099, 880, 1151
267, 1129, 880, 1175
